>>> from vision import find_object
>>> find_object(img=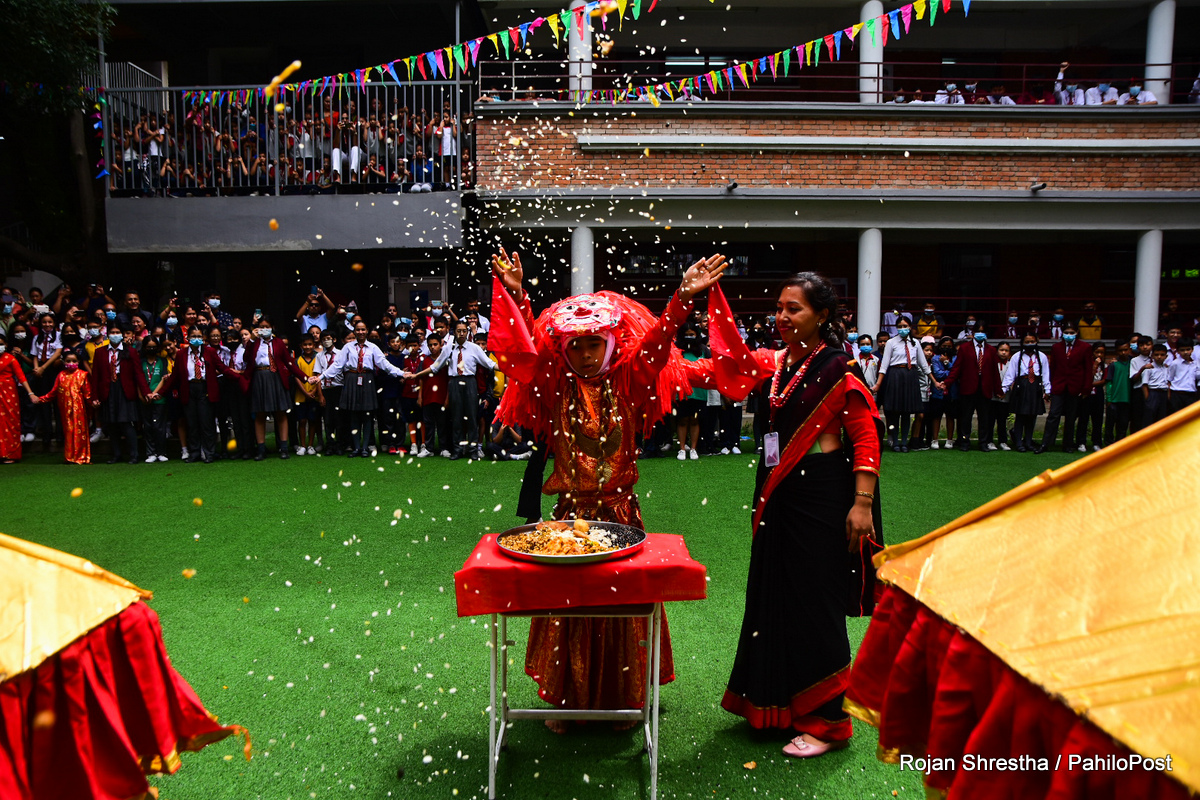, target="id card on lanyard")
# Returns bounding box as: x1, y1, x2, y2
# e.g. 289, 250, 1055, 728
763, 432, 780, 467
